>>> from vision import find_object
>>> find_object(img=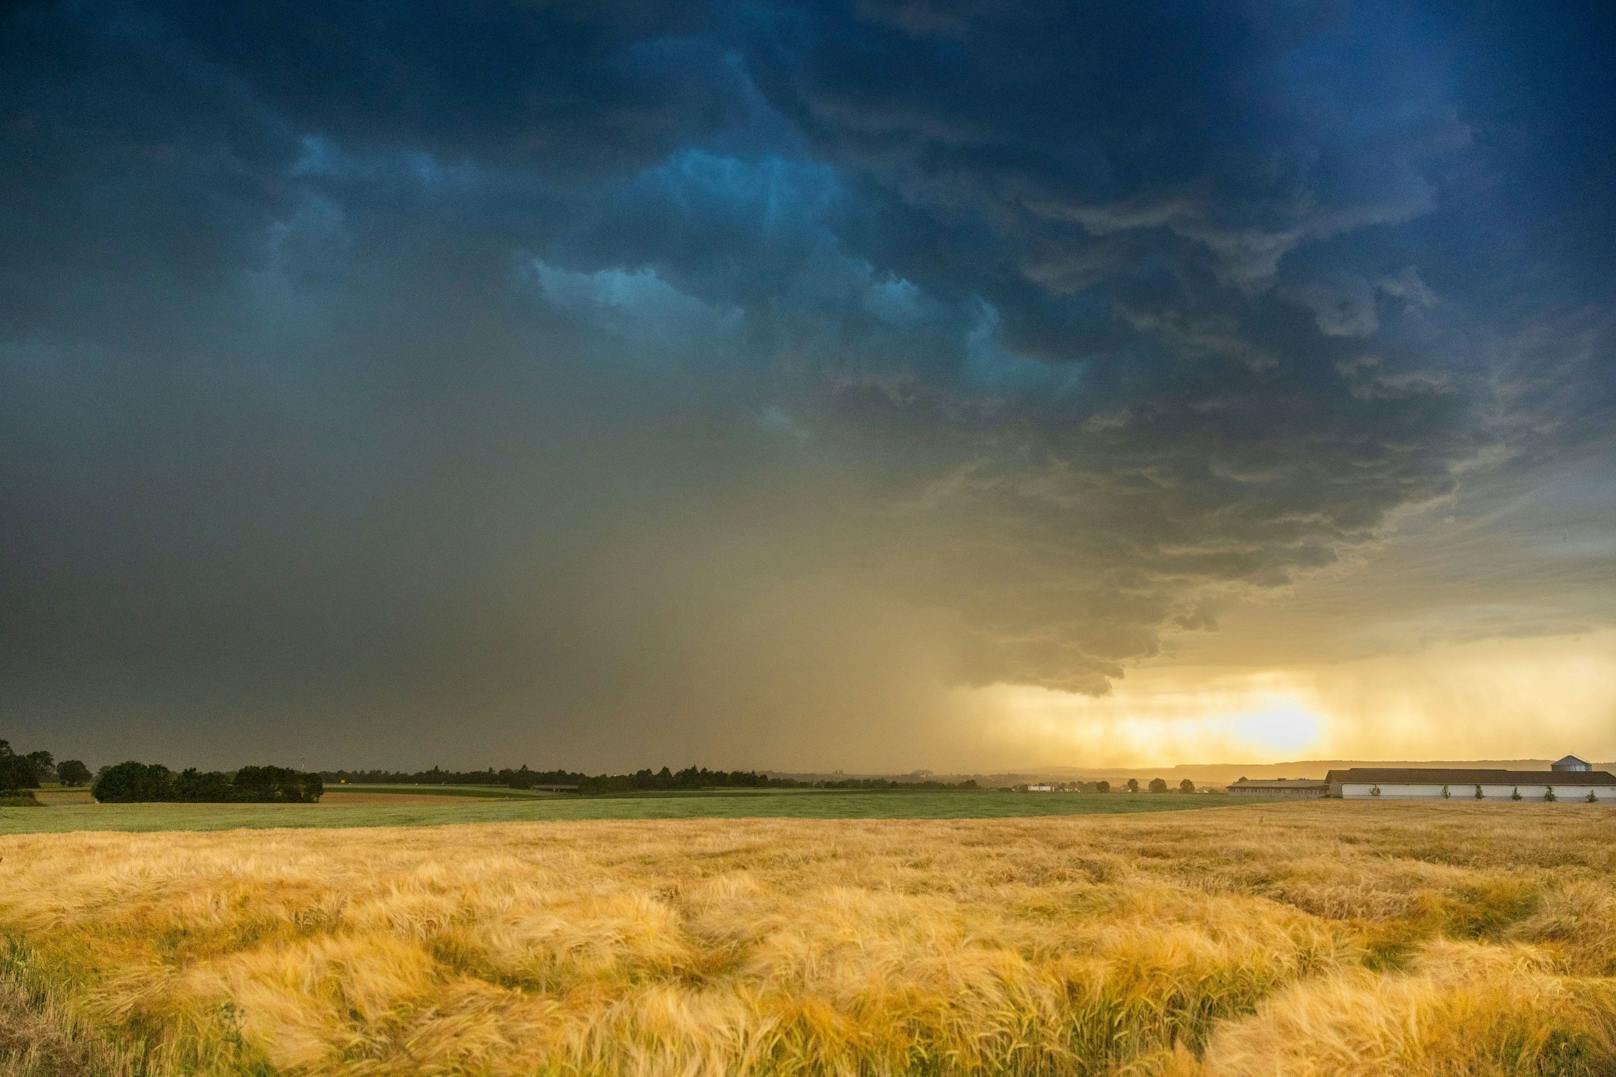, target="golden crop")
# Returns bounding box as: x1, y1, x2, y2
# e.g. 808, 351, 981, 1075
3, 803, 1614, 1075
